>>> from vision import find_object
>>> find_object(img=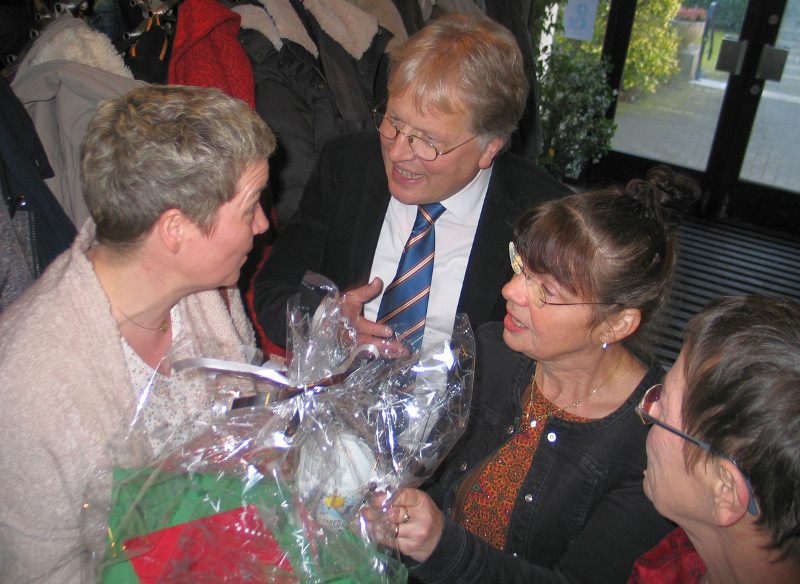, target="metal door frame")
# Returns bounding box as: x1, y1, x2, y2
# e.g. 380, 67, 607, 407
587, 0, 798, 234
